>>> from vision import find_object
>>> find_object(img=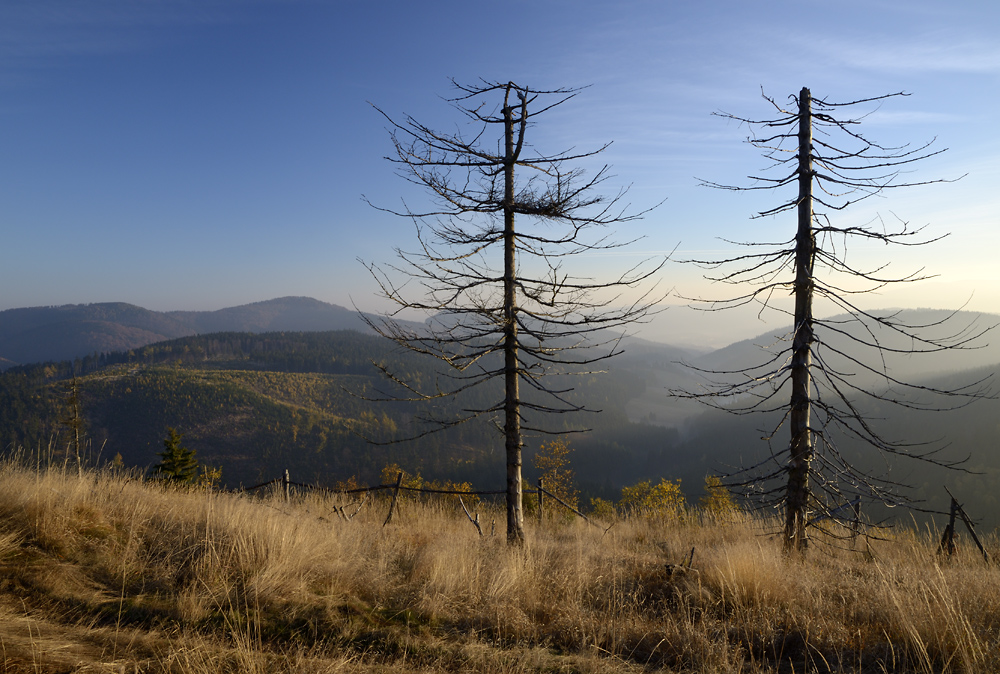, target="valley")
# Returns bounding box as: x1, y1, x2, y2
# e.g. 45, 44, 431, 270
1, 298, 998, 530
